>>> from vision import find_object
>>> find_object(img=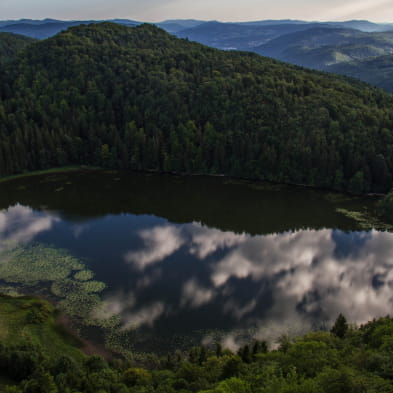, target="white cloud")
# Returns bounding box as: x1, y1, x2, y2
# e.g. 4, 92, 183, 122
125, 225, 185, 269
122, 302, 165, 329
189, 223, 247, 259
181, 279, 215, 308
0, 204, 58, 250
